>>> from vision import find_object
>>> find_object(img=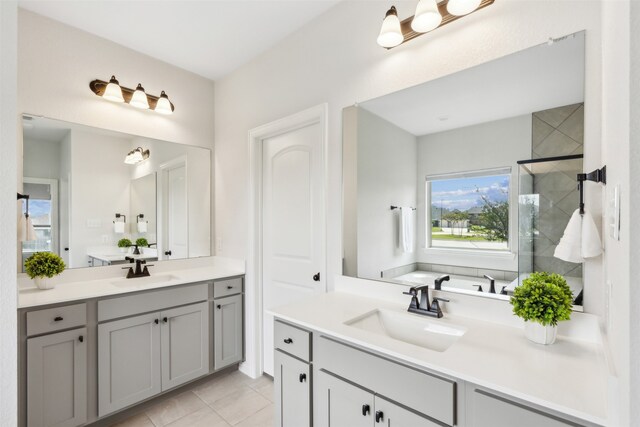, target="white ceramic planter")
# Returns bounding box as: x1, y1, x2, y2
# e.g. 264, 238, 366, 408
34, 277, 55, 290
524, 321, 557, 345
